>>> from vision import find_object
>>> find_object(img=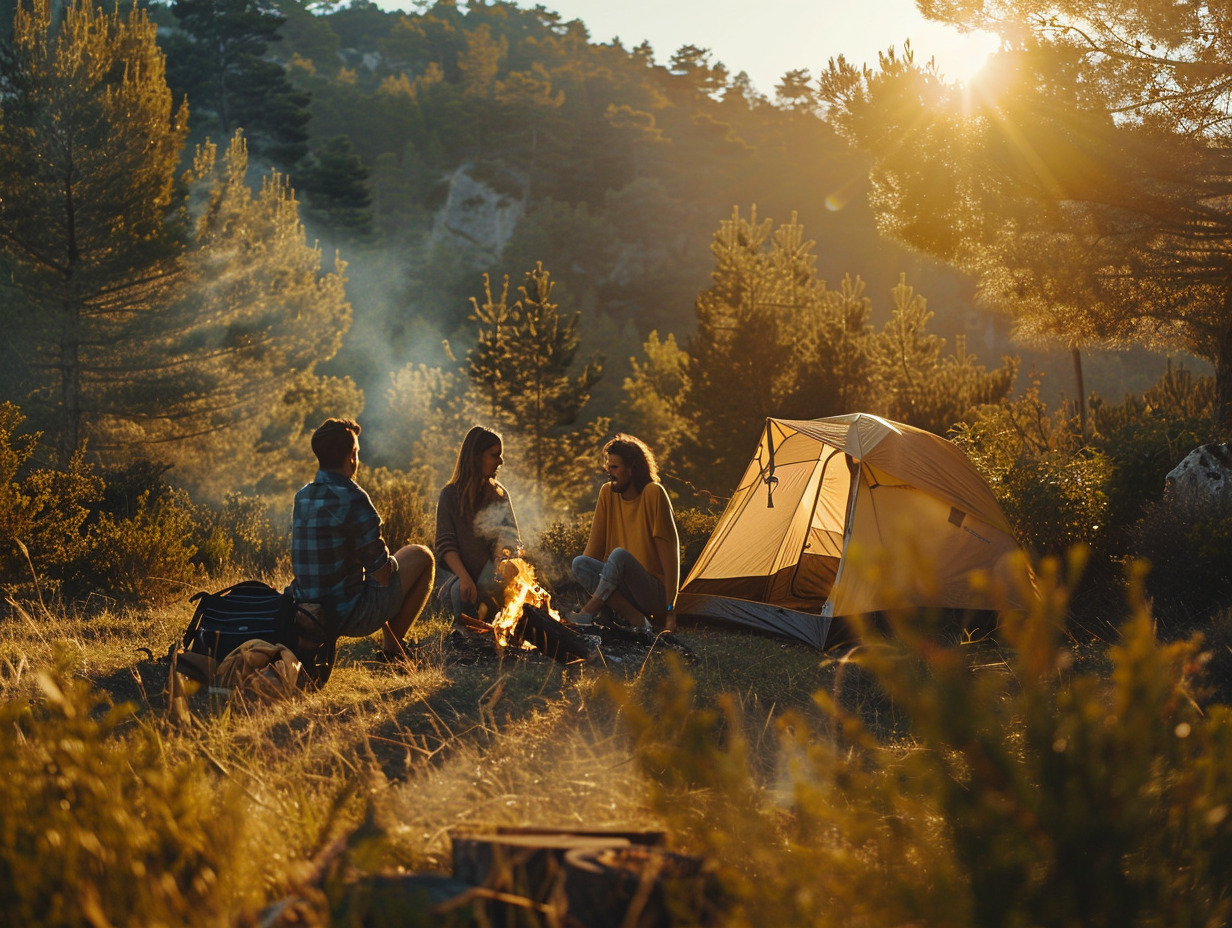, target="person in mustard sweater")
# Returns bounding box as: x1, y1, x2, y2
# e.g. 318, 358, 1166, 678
568, 433, 679, 629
